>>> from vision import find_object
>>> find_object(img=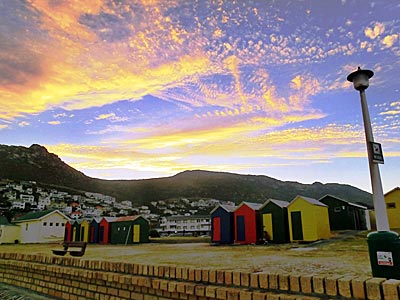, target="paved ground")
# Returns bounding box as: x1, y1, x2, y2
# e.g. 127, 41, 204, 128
0, 283, 55, 300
